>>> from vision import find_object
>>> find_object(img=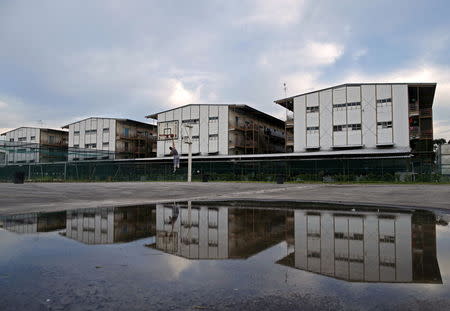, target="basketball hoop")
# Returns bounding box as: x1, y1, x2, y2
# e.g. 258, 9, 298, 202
158, 133, 176, 141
